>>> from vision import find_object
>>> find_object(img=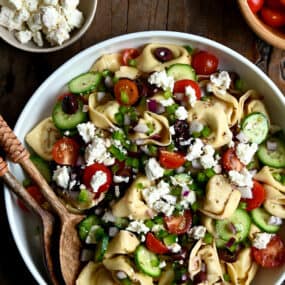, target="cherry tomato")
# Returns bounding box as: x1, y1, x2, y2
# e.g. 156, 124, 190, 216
159, 150, 186, 169
18, 185, 46, 211
121, 48, 140, 66
260, 7, 285, 27
265, 0, 285, 9
248, 0, 264, 13
52, 137, 79, 166
145, 232, 169, 254
114, 79, 139, 106
242, 180, 266, 211
191, 51, 219, 75
221, 148, 244, 172
164, 210, 192, 235
83, 163, 112, 198
173, 79, 201, 100
252, 235, 285, 268
281, 0, 285, 6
